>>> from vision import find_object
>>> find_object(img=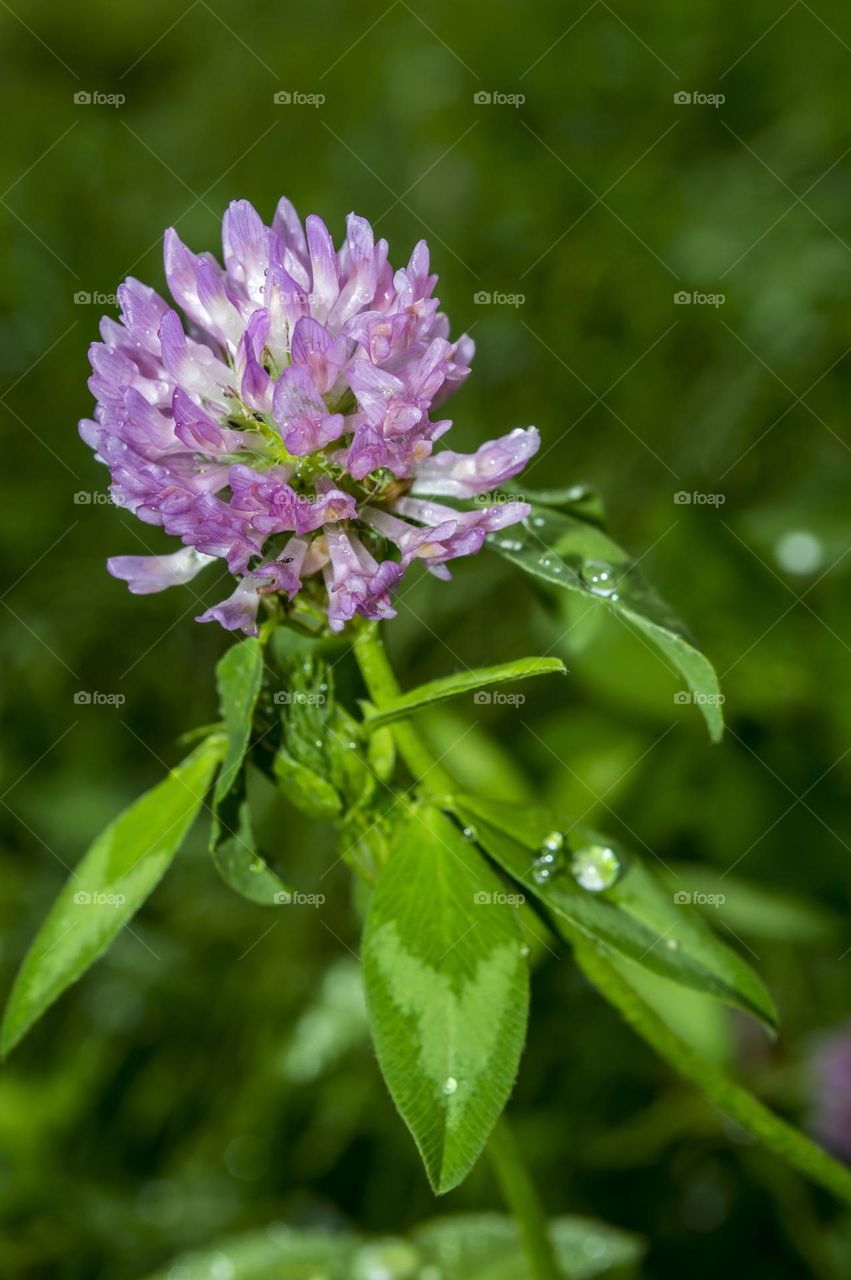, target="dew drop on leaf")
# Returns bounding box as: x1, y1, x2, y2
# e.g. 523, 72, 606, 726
570, 844, 622, 892
532, 849, 564, 884
580, 557, 620, 598
442, 1076, 458, 1095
